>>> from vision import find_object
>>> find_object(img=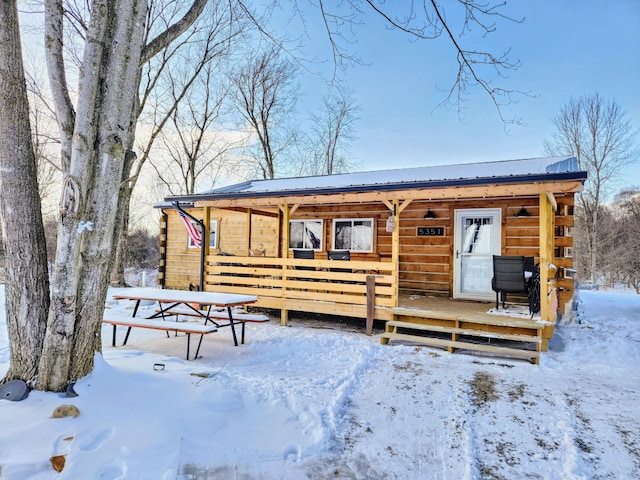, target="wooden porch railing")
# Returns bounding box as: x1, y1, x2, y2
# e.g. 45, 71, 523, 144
203, 255, 397, 322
